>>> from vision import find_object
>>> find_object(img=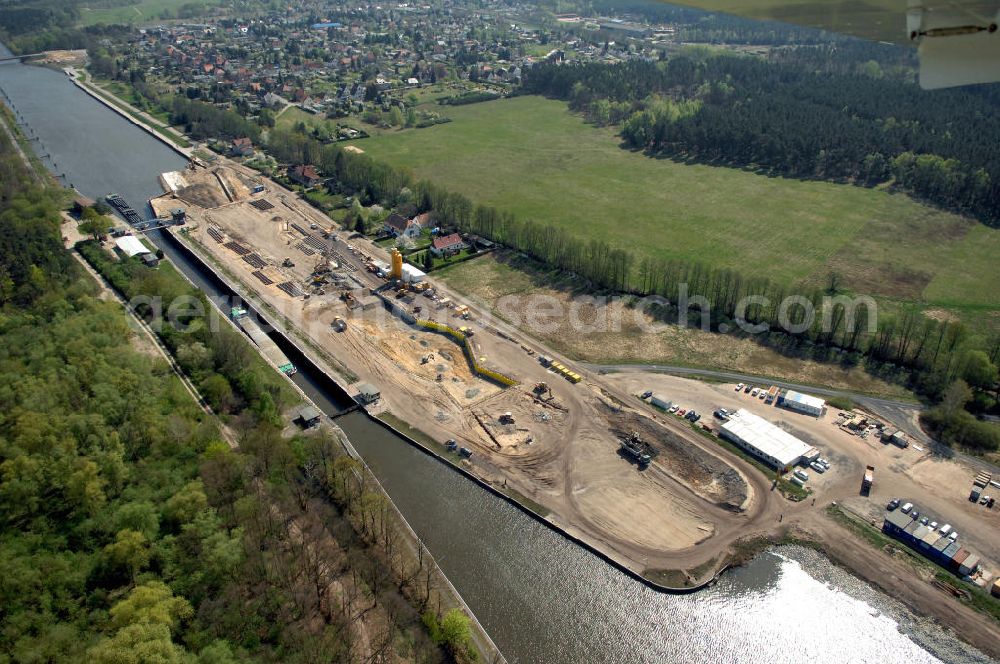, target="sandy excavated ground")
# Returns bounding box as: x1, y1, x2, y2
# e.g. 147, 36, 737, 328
603, 370, 1000, 576
160, 161, 761, 573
